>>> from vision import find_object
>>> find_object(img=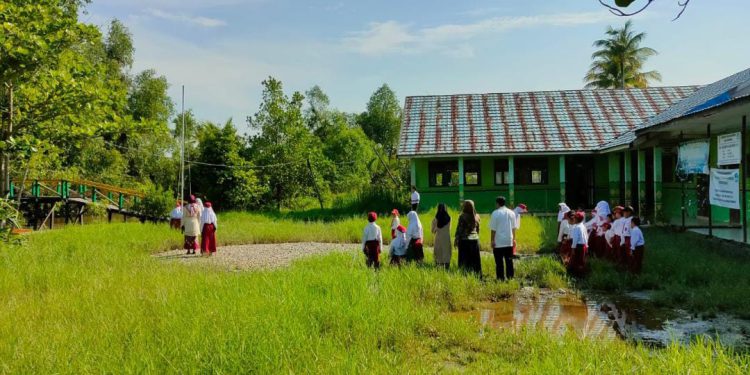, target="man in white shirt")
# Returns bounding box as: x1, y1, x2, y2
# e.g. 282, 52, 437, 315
490, 196, 517, 280
410, 186, 420, 212
362, 212, 383, 269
